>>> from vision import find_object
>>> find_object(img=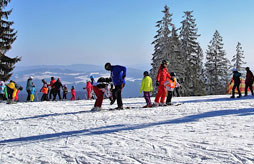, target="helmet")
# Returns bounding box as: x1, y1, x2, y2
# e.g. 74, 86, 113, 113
143, 71, 149, 76
170, 72, 176, 76
105, 62, 111, 70
90, 75, 94, 79
246, 67, 250, 70
232, 68, 237, 72
162, 60, 168, 65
